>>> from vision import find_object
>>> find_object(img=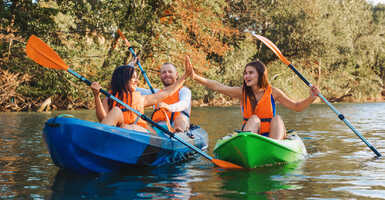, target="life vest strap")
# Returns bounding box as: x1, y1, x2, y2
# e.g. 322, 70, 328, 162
181, 111, 190, 118
243, 117, 272, 122
170, 112, 175, 123
261, 132, 269, 137
133, 116, 140, 125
